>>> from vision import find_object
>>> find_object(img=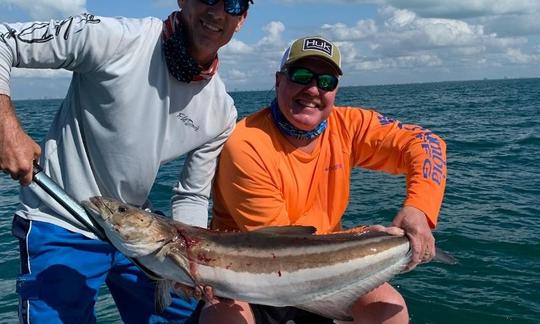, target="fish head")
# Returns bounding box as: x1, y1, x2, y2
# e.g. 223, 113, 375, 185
82, 196, 176, 258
